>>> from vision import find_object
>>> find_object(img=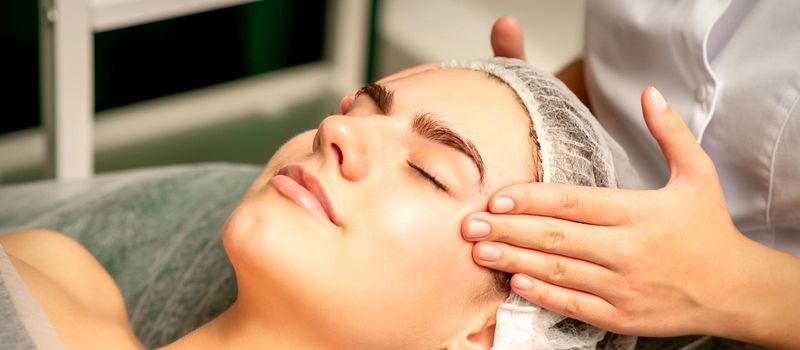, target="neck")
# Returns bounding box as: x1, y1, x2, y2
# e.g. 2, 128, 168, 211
160, 299, 327, 350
